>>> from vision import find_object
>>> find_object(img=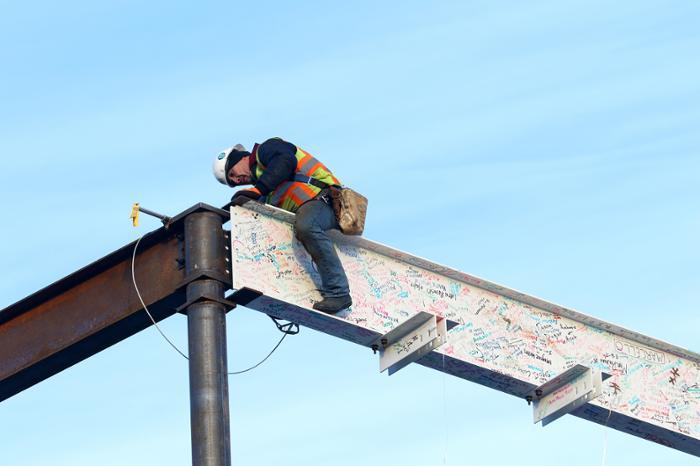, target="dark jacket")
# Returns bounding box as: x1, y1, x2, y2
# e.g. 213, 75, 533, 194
251, 138, 298, 196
